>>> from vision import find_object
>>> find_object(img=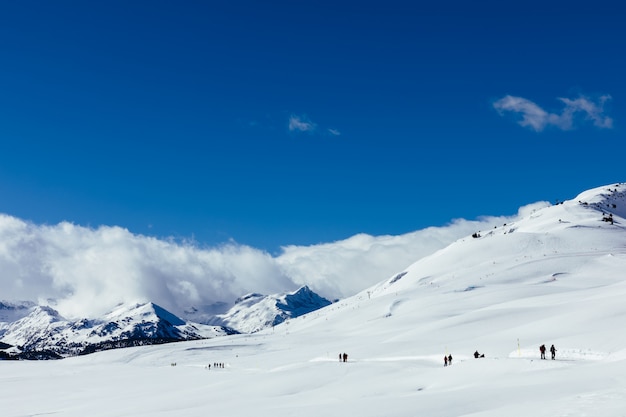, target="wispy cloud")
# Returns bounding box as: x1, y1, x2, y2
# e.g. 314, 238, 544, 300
493, 94, 613, 132
288, 114, 317, 133
288, 114, 341, 137
0, 205, 543, 319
